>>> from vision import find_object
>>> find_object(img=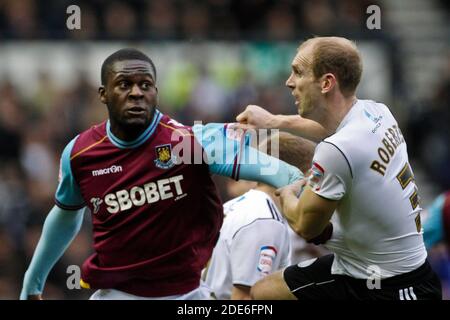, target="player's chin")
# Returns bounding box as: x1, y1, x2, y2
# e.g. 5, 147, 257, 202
298, 104, 311, 118
122, 116, 150, 128
295, 100, 303, 113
